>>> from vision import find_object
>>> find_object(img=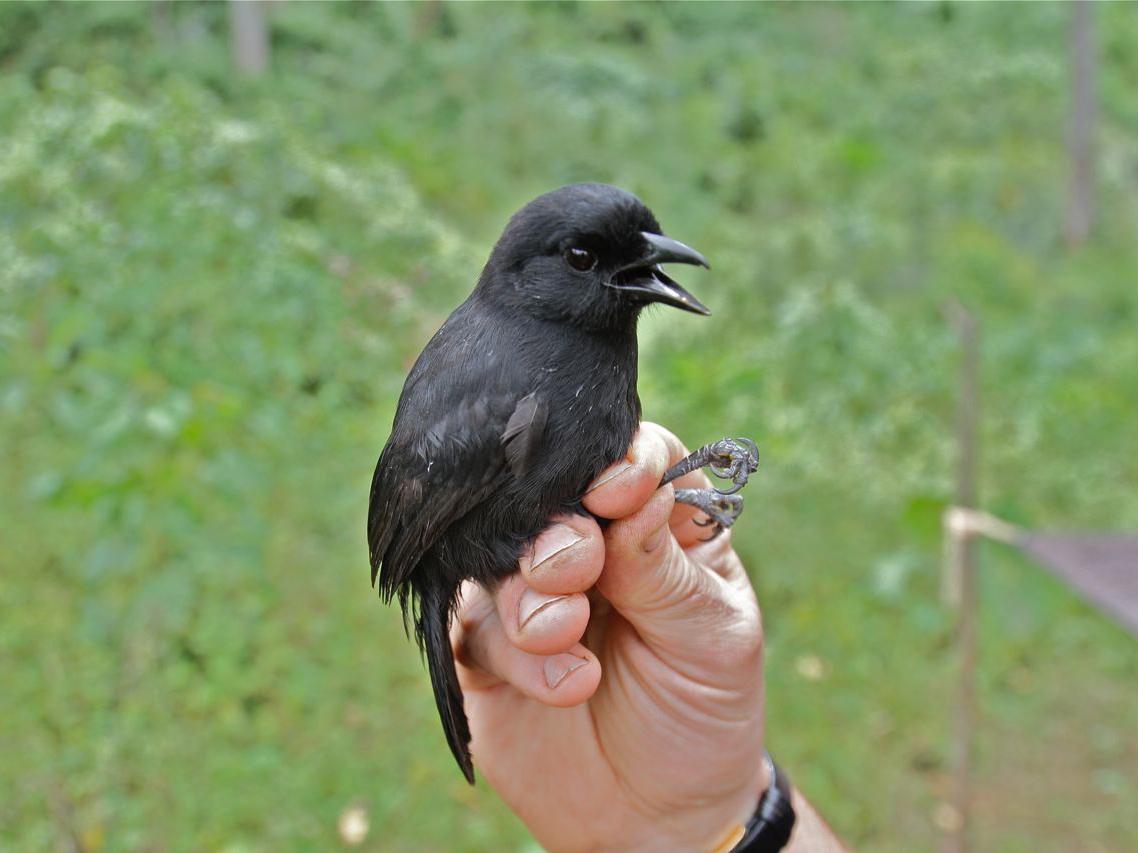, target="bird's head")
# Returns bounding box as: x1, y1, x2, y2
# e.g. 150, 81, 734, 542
478, 183, 710, 331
